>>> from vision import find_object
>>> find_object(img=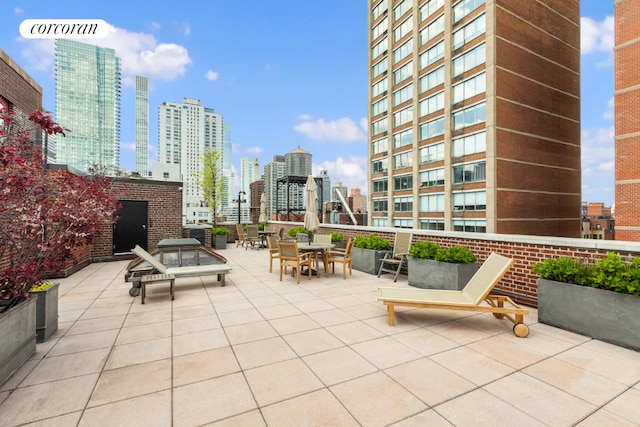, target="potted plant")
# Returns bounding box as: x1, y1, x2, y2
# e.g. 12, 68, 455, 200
211, 227, 230, 249
352, 233, 392, 275
29, 281, 59, 343
331, 232, 346, 249
0, 110, 120, 385
287, 226, 308, 239
407, 241, 477, 290
532, 252, 640, 351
